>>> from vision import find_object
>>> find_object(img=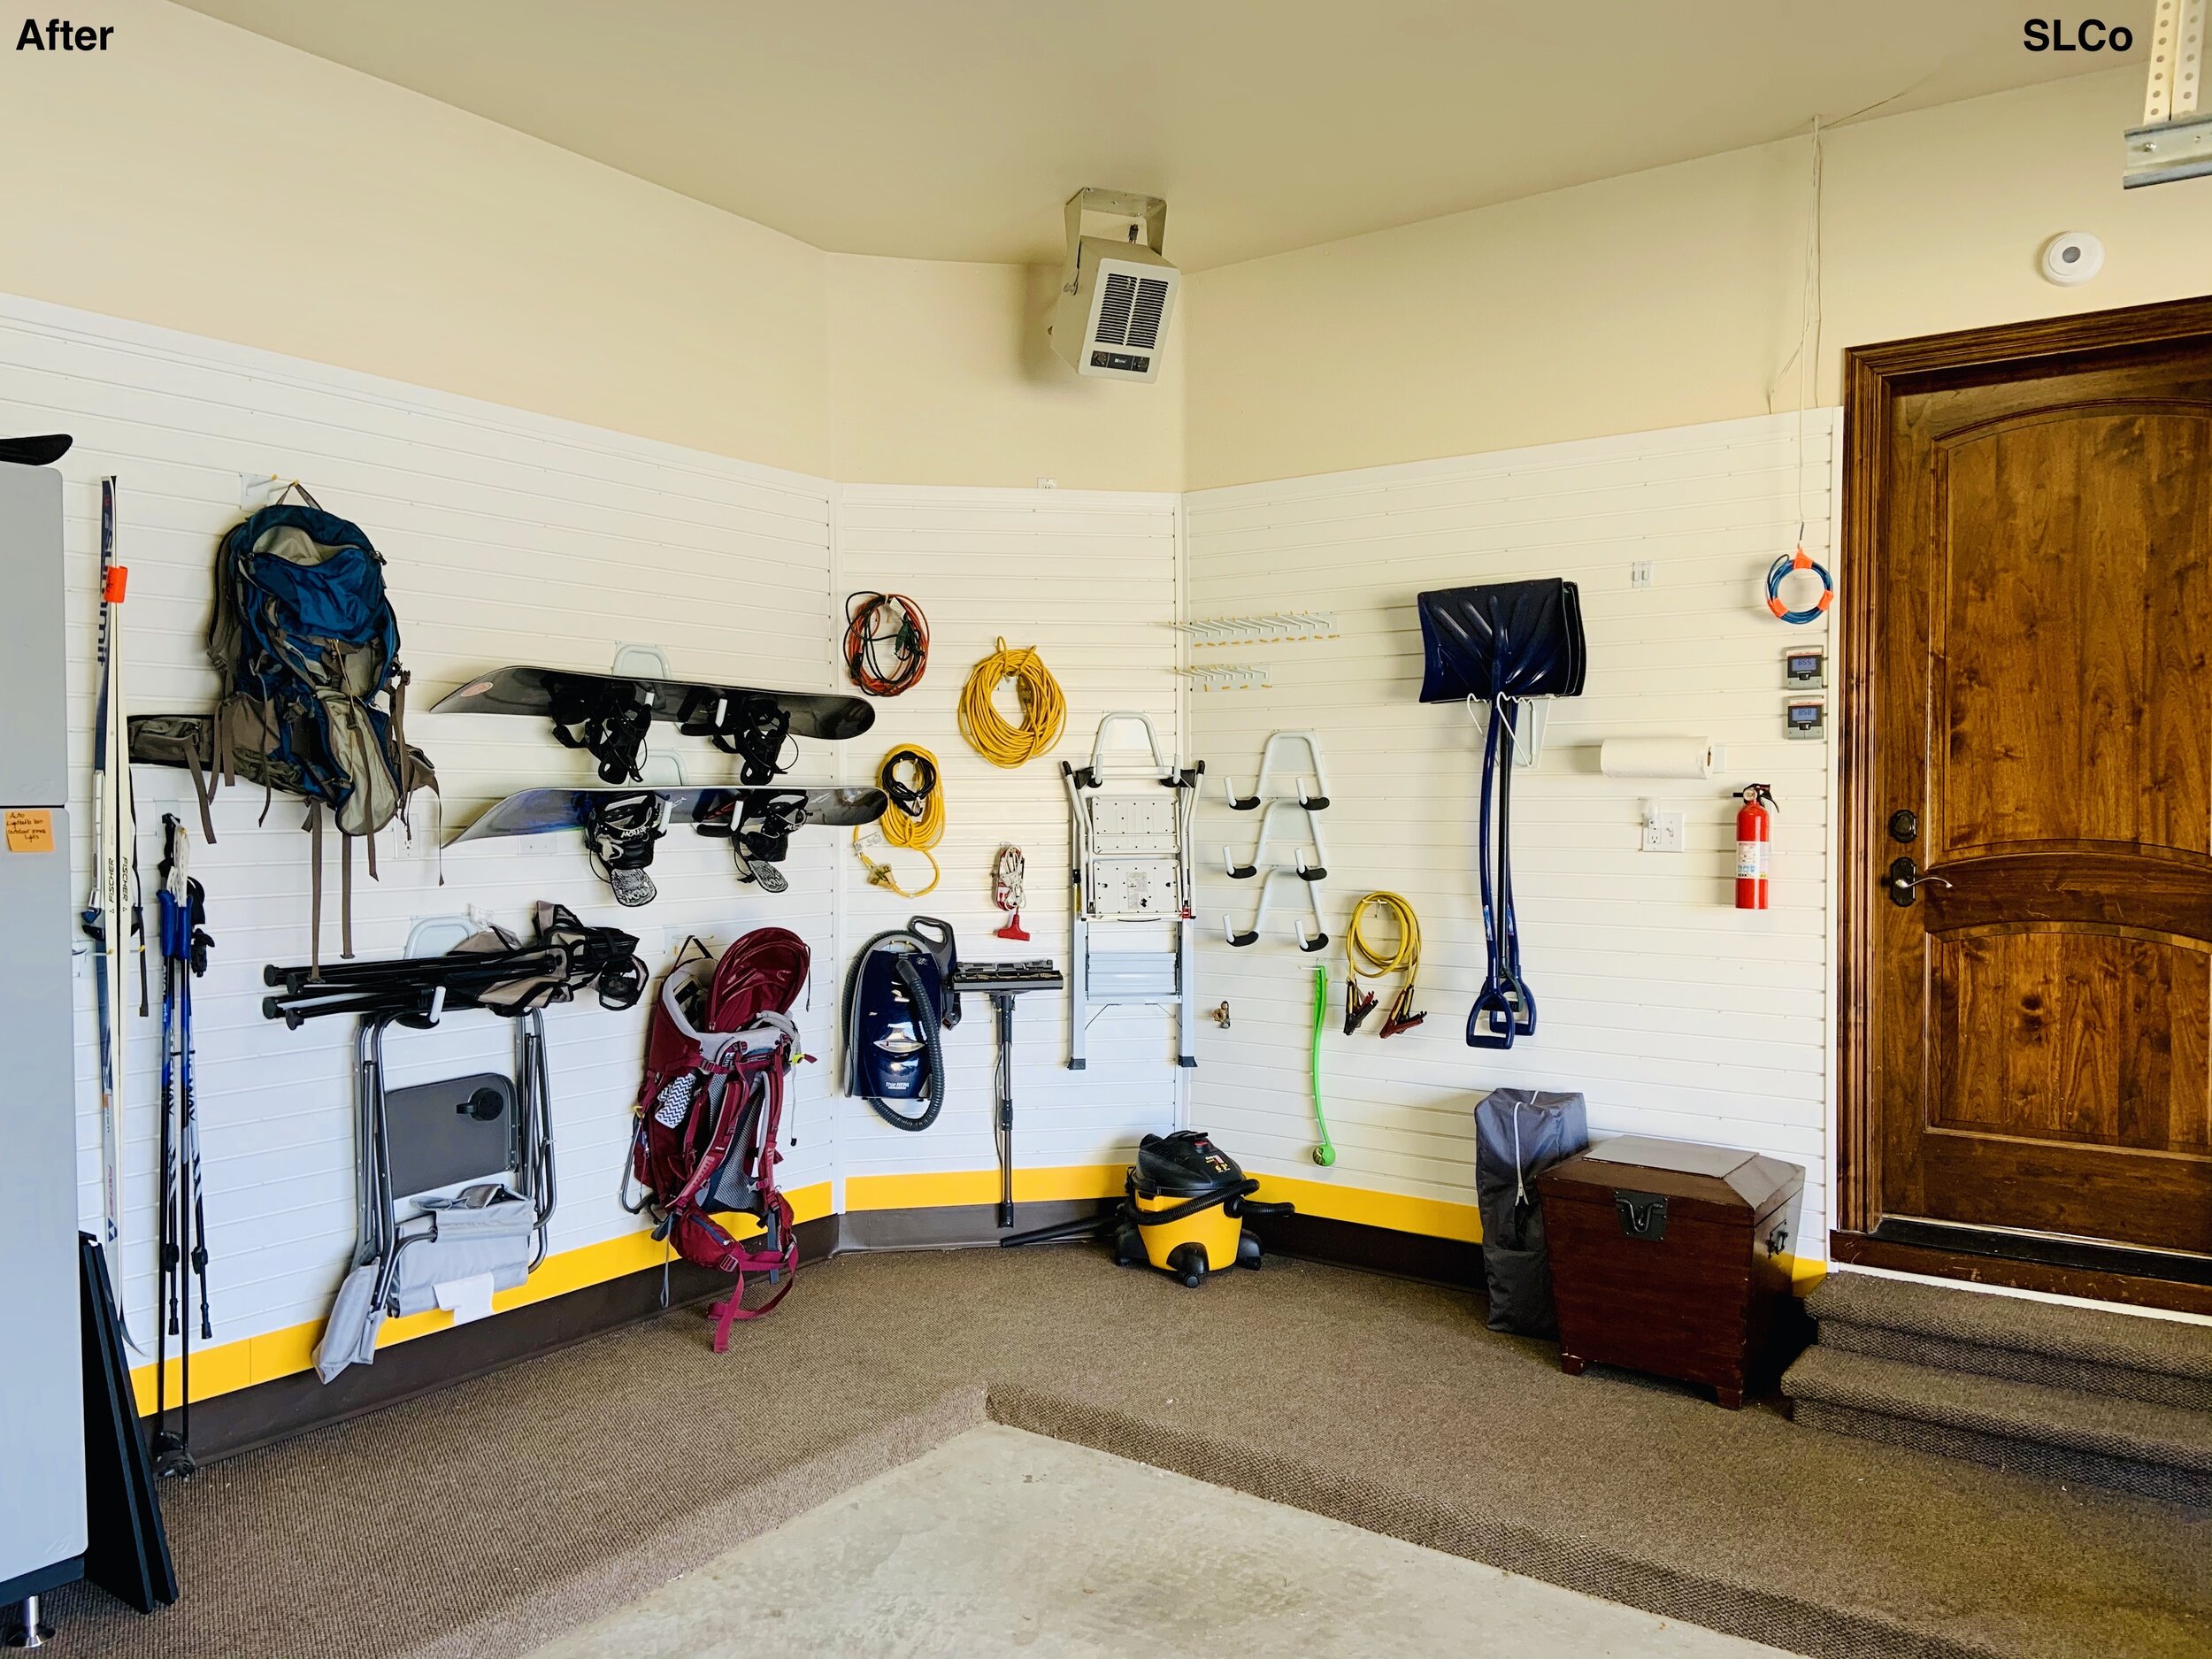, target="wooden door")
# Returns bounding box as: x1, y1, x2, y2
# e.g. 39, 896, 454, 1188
1843, 300, 2212, 1271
